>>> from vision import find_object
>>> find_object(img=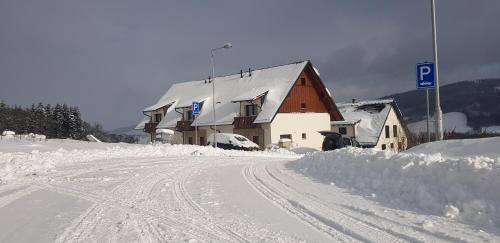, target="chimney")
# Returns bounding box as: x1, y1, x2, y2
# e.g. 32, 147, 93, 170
240, 69, 243, 78
248, 68, 252, 77
208, 75, 211, 83
204, 79, 207, 84
352, 98, 357, 104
